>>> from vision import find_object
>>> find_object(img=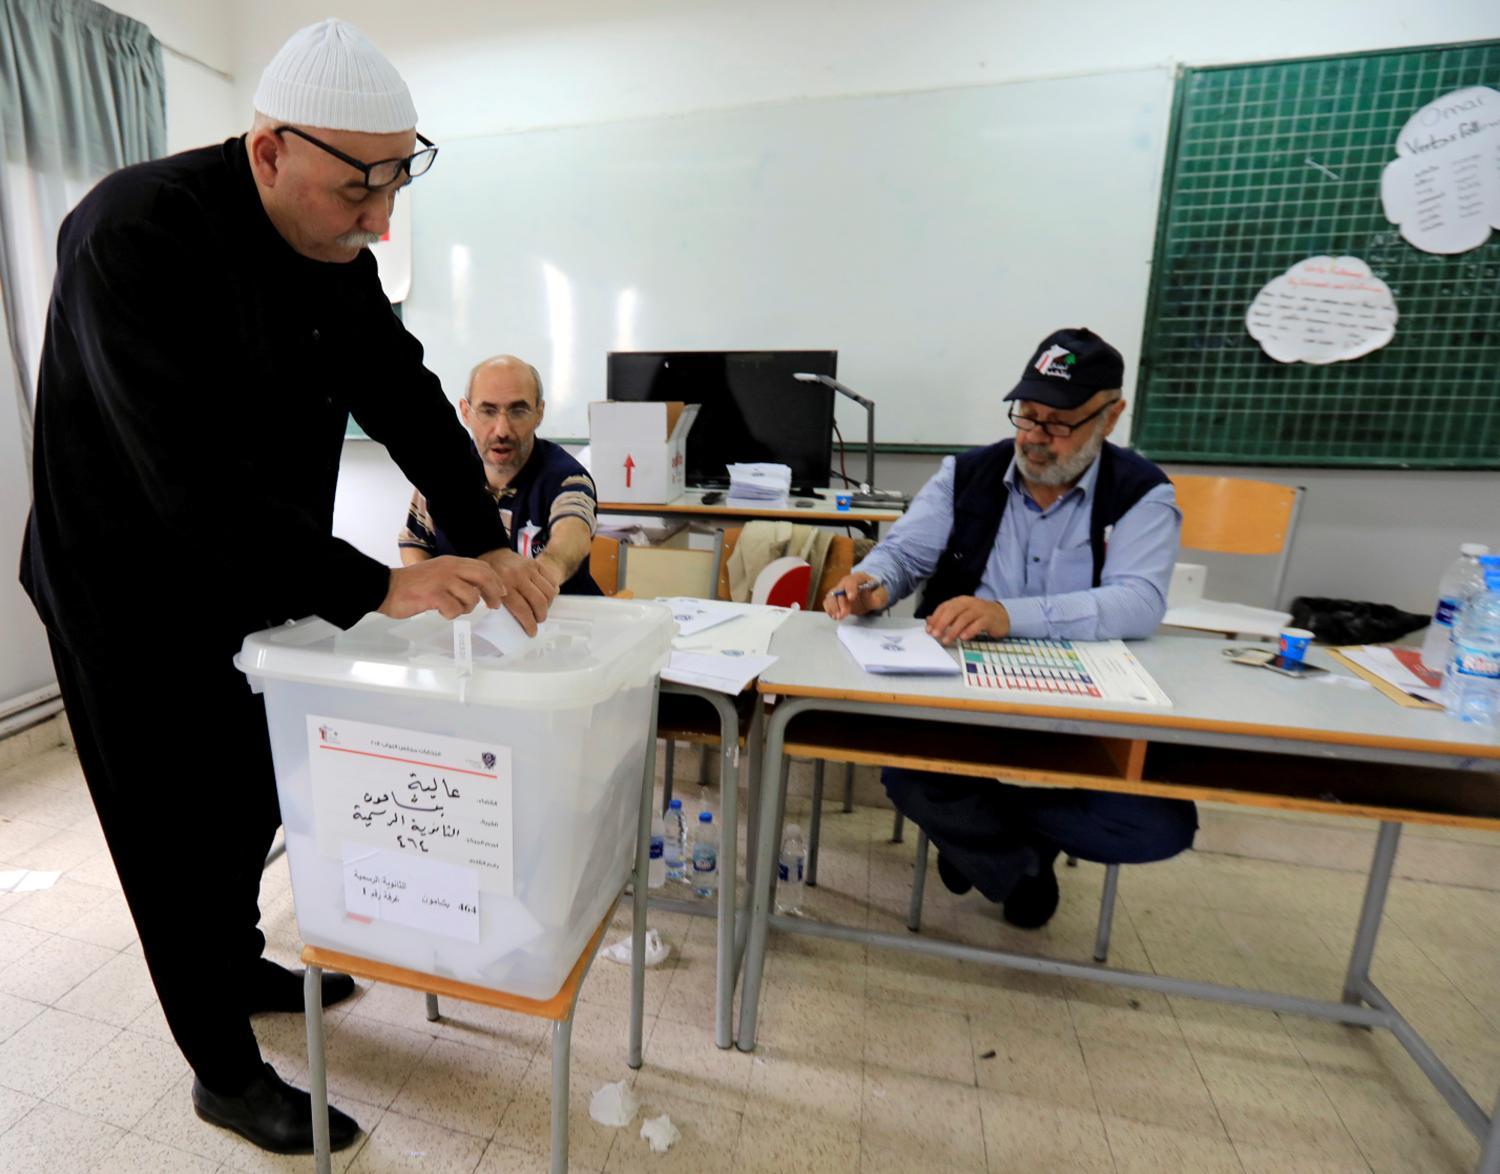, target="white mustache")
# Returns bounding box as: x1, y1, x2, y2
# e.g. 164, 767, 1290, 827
335, 229, 382, 248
